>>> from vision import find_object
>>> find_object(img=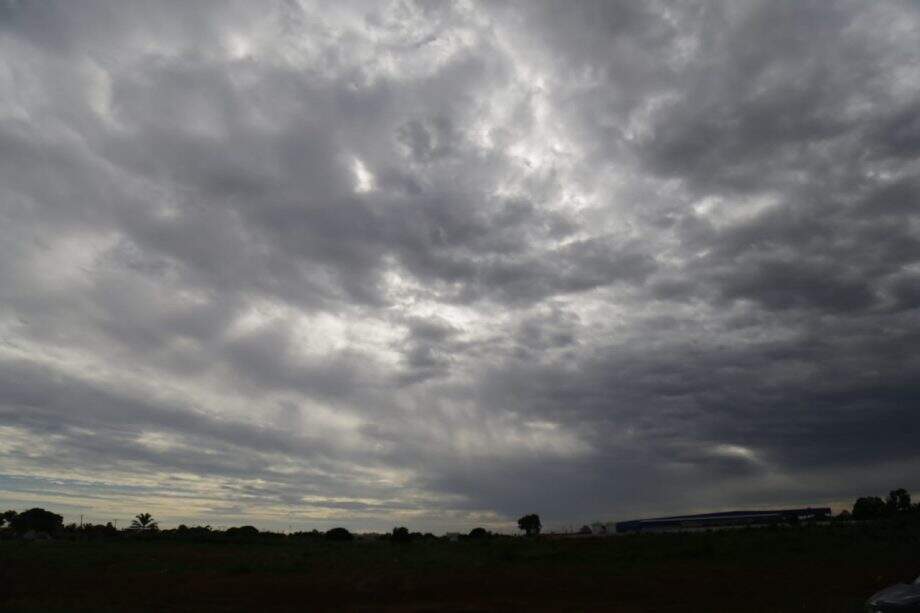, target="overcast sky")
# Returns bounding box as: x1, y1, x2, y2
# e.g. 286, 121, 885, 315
1, 0, 919, 532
